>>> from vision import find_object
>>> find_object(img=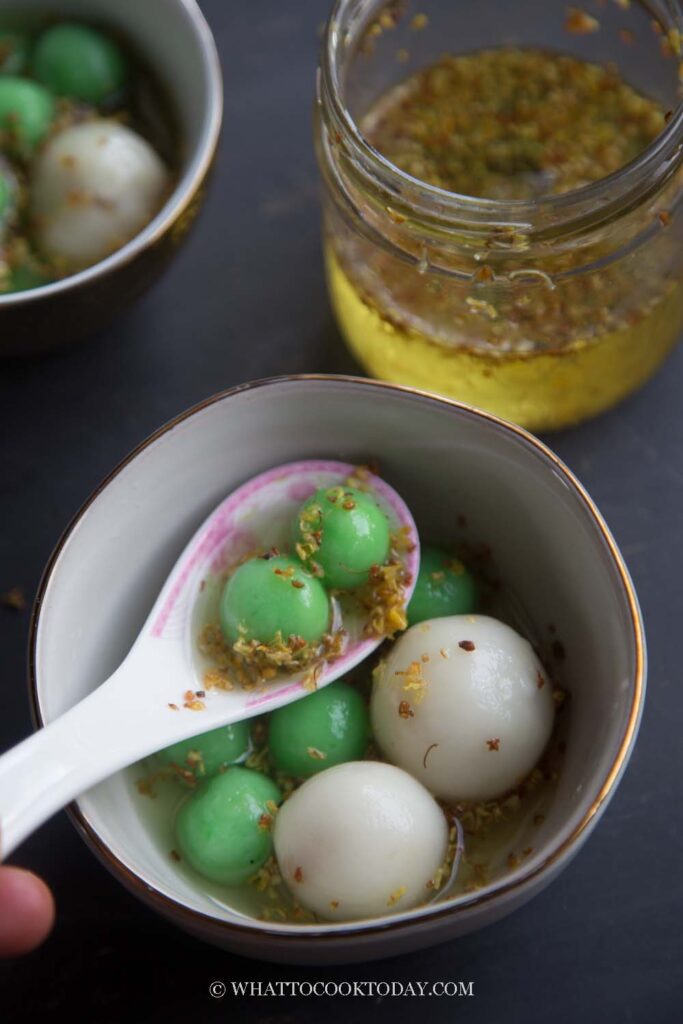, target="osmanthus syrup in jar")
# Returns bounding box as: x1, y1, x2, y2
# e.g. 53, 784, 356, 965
315, 0, 683, 431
